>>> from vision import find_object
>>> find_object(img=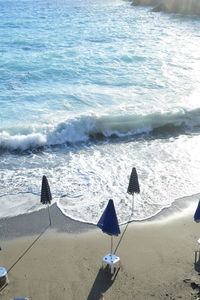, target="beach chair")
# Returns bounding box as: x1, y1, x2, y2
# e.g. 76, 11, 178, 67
10, 298, 29, 300
195, 238, 200, 253
102, 253, 120, 274
0, 267, 8, 288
